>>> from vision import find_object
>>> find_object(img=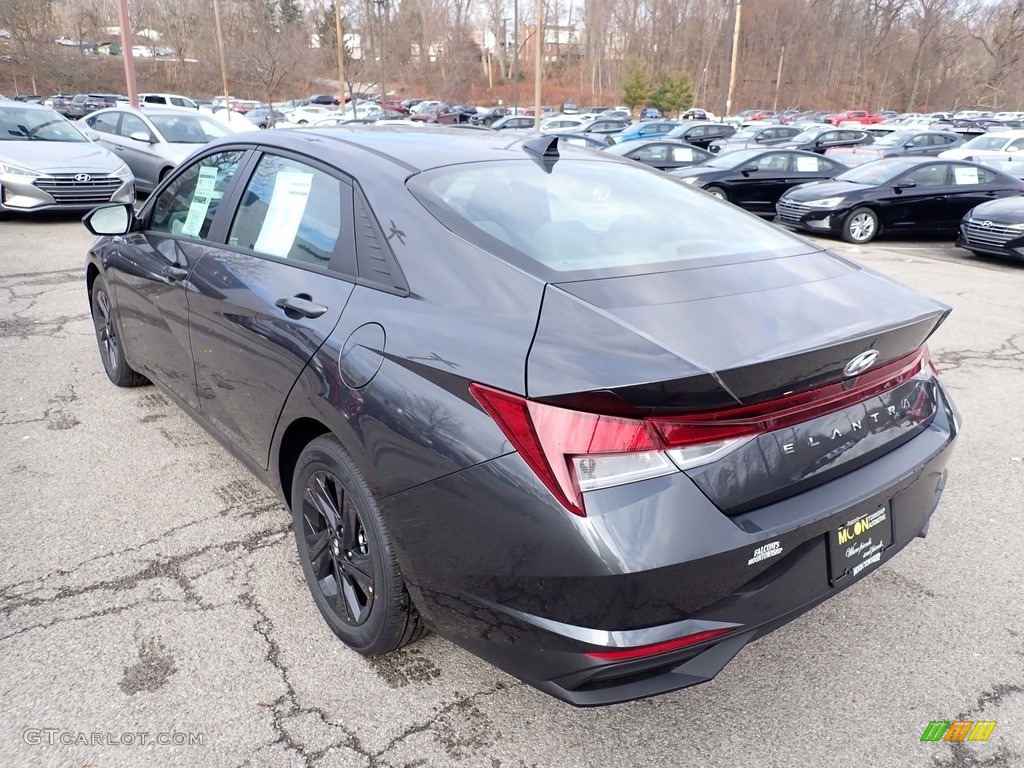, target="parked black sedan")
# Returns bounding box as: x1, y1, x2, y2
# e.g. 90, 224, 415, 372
82, 129, 958, 706
605, 138, 712, 171
776, 156, 1024, 243
773, 125, 874, 155
956, 197, 1024, 261
672, 149, 847, 215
